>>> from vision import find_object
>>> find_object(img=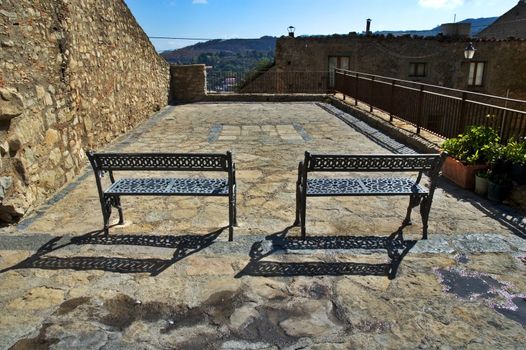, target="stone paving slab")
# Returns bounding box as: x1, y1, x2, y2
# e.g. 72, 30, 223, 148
0, 102, 525, 349
2, 232, 525, 257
